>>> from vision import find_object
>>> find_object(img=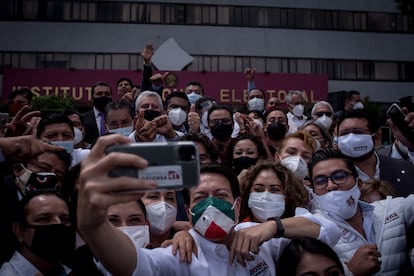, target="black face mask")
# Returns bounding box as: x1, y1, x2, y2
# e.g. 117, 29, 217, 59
233, 156, 258, 175
93, 96, 111, 112
25, 224, 75, 260
266, 122, 287, 141
144, 109, 162, 121
210, 123, 233, 141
